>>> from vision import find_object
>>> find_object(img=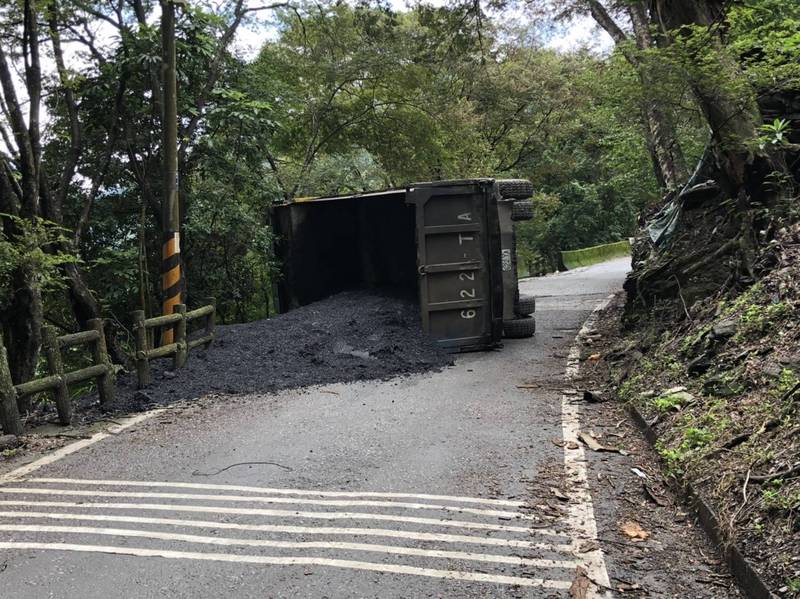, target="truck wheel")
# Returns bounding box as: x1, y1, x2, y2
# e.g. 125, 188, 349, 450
503, 316, 536, 338
516, 295, 536, 316
511, 200, 534, 221
497, 179, 534, 200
